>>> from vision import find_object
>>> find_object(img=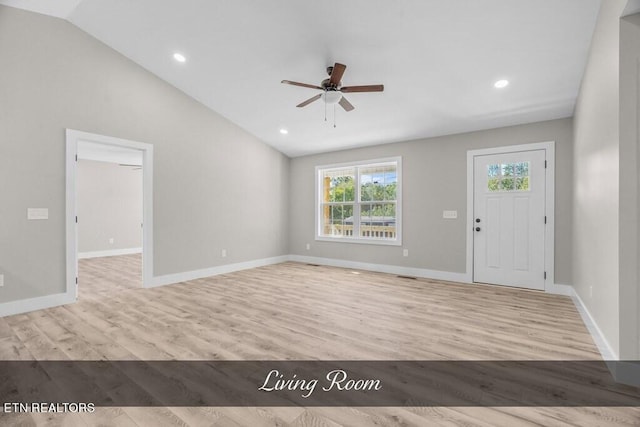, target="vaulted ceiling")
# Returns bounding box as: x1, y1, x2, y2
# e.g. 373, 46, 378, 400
0, 0, 600, 156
